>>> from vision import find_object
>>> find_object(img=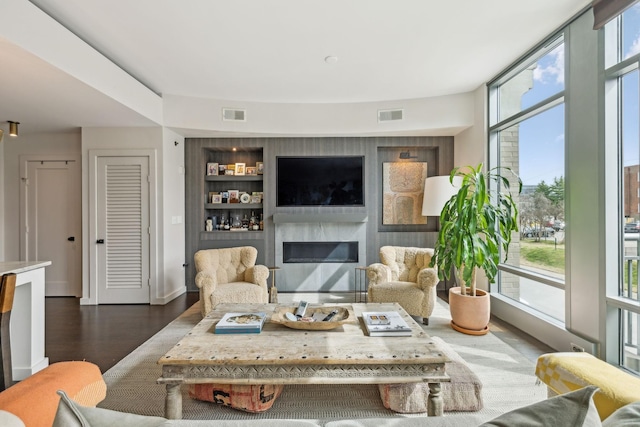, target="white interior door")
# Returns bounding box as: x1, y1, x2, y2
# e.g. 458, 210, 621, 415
22, 159, 81, 296
94, 155, 151, 304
